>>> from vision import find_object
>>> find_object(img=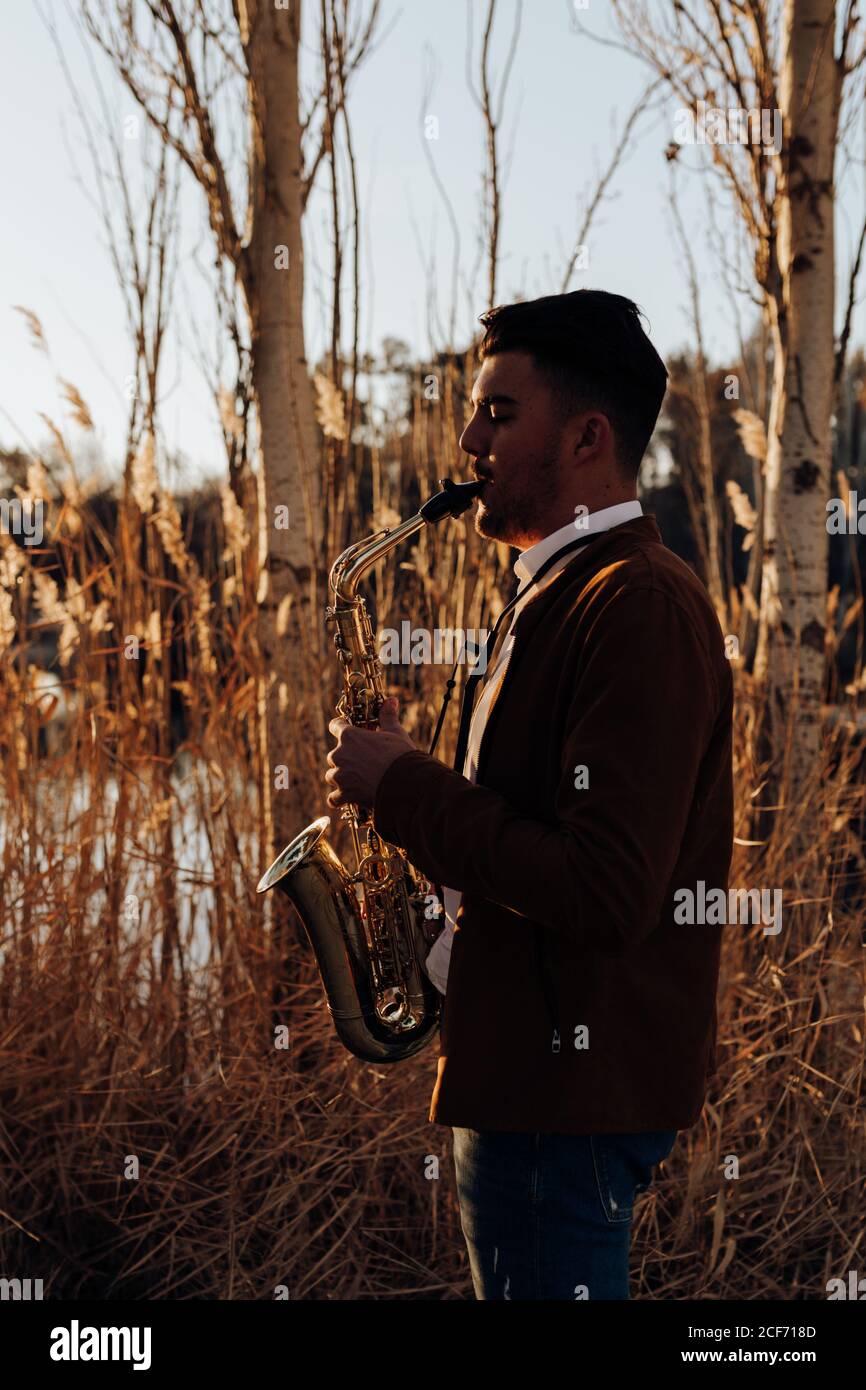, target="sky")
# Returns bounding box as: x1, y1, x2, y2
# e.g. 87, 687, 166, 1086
1, 0, 864, 487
